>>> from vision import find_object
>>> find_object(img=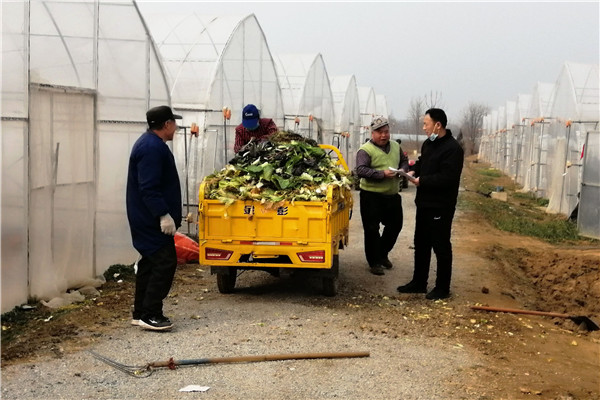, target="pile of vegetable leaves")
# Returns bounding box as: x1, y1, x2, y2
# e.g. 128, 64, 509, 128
203, 131, 353, 205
